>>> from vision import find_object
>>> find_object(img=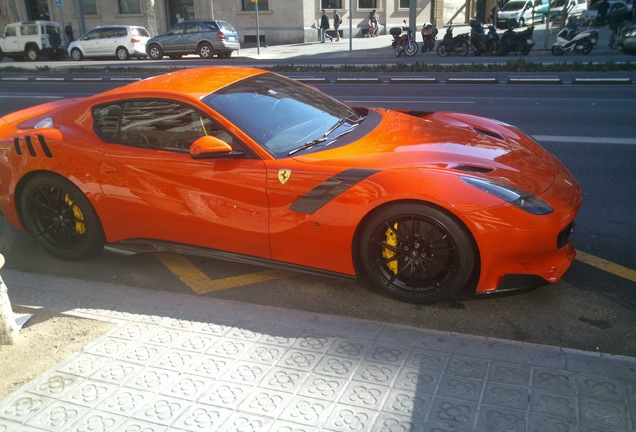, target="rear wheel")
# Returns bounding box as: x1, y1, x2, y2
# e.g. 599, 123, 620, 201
20, 174, 105, 260
198, 42, 213, 59
116, 46, 129, 60
458, 41, 469, 56
436, 44, 449, 57
359, 203, 476, 304
26, 45, 40, 61
581, 39, 593, 54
